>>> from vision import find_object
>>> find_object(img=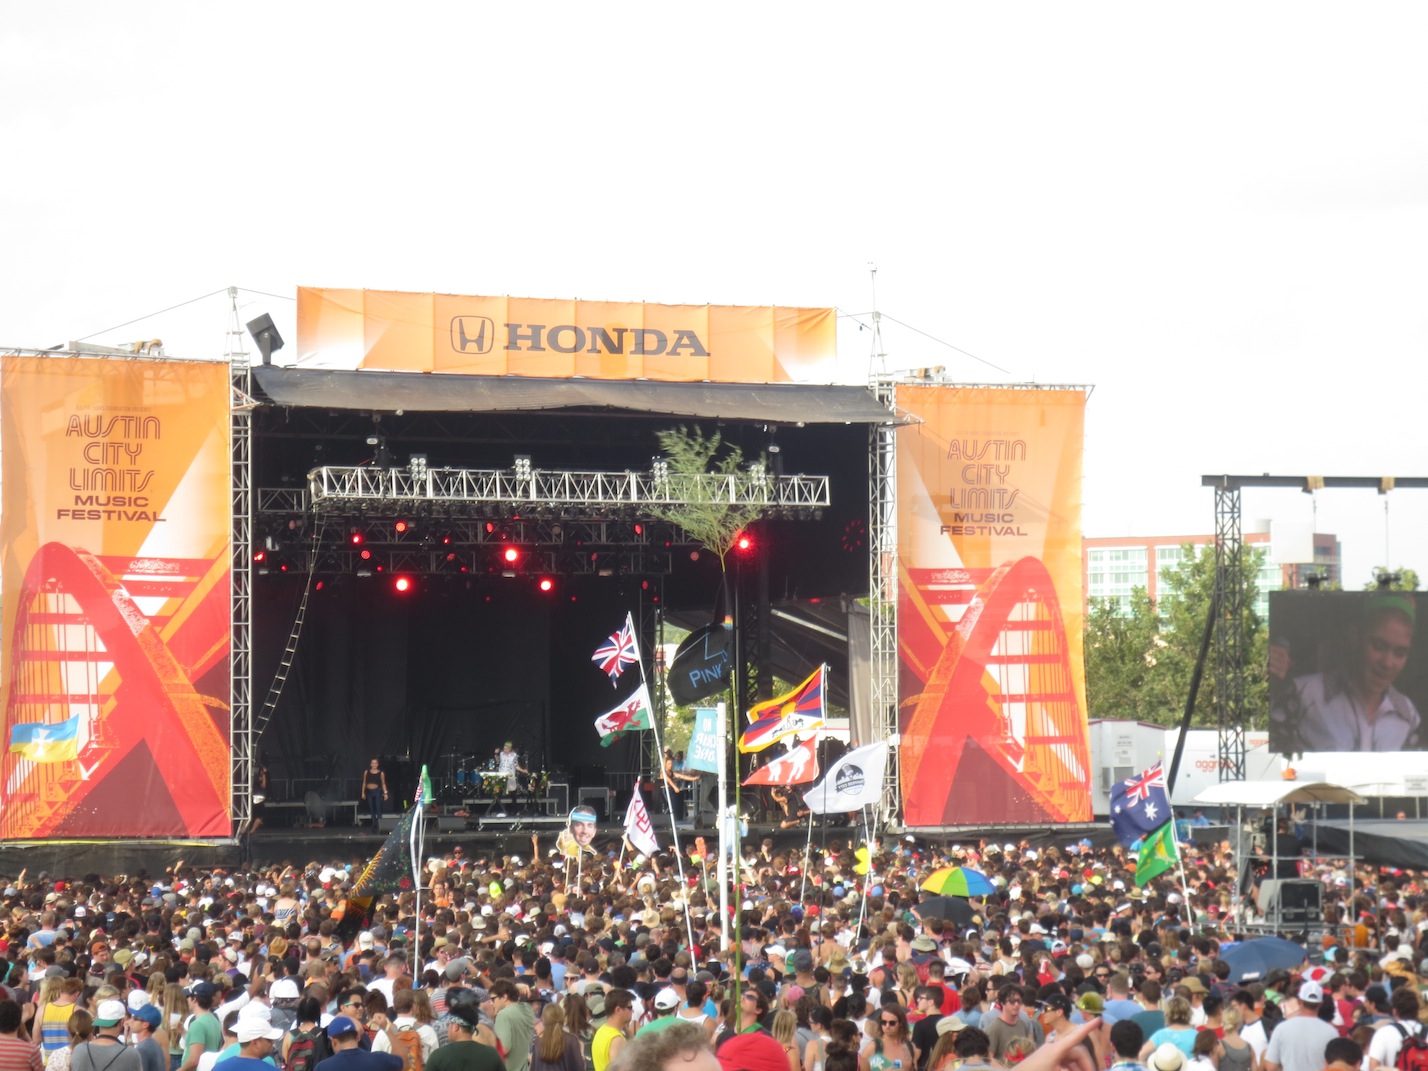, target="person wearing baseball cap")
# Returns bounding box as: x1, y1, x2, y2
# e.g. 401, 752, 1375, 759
1261, 980, 1337, 1071
129, 1004, 166, 1071
323, 1016, 401, 1071
79, 1000, 141, 1071
428, 1003, 503, 1071
219, 1006, 285, 1071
